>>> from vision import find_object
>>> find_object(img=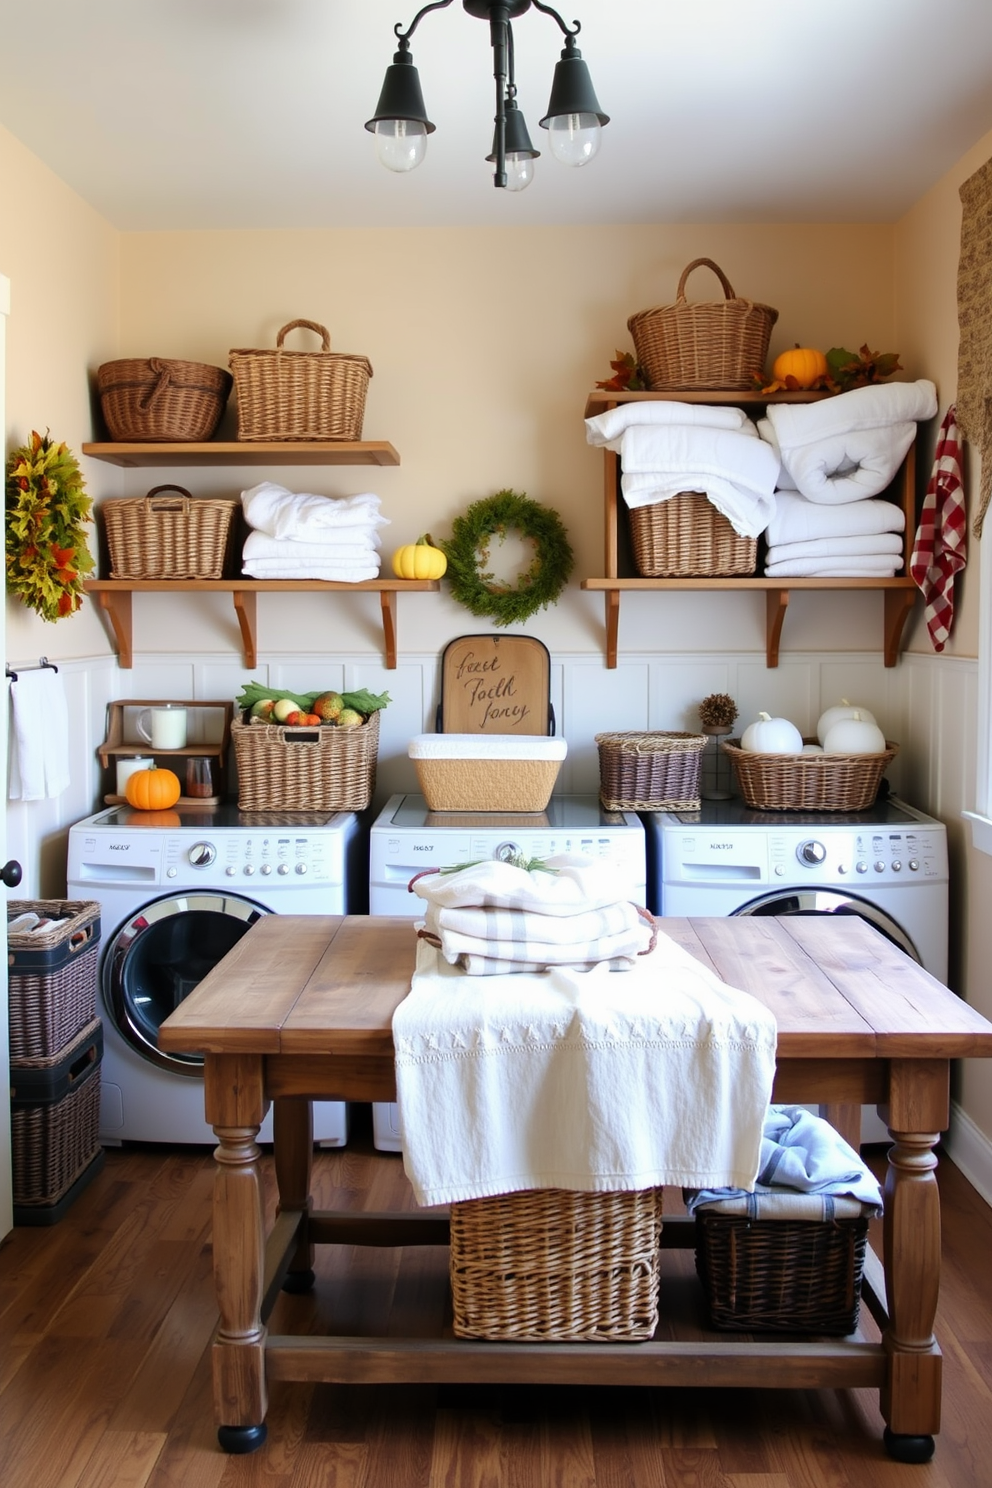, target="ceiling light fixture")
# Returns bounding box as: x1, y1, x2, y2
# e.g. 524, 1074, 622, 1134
365, 1, 609, 192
